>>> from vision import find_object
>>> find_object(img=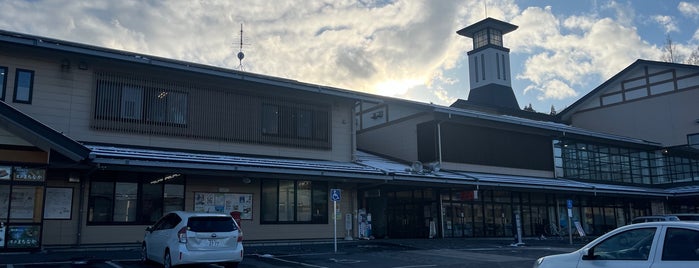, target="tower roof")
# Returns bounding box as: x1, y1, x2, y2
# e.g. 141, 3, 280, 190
457, 17, 518, 38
